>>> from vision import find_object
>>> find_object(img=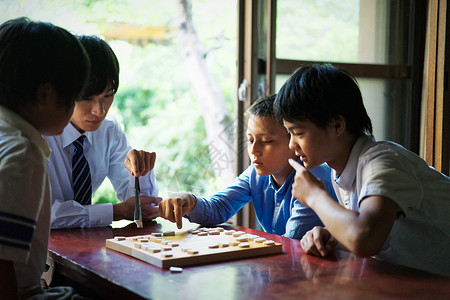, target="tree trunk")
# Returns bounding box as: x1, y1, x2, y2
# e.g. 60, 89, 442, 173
175, 0, 236, 182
